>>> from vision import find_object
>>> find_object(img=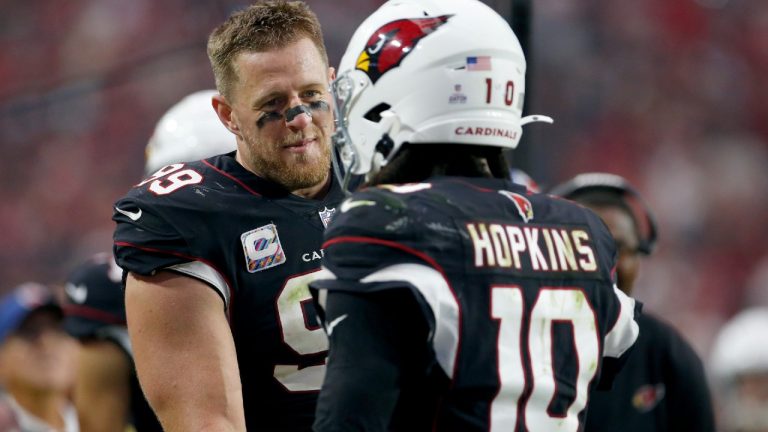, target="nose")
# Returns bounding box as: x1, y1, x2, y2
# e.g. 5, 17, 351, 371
285, 103, 312, 131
